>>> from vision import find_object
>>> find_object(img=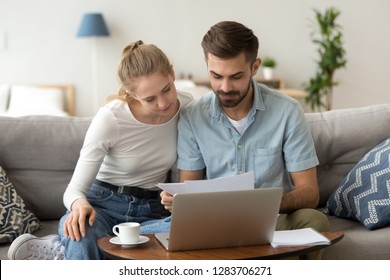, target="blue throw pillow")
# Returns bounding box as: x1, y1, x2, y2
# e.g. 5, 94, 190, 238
326, 137, 390, 230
